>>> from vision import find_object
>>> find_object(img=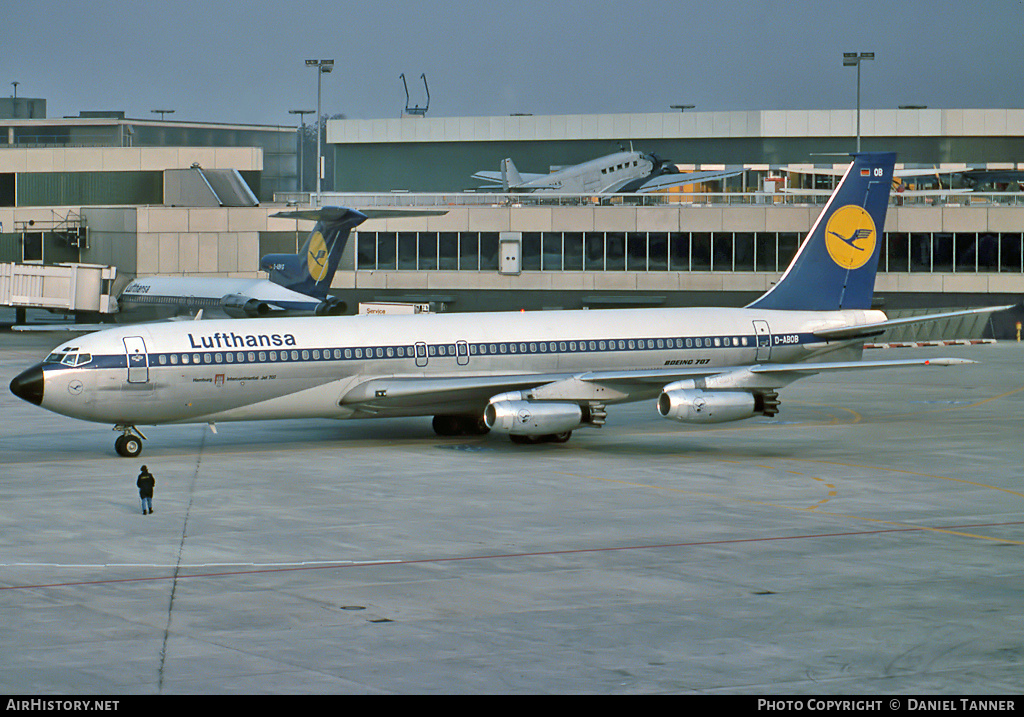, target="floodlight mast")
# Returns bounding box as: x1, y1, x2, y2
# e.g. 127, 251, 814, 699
305, 59, 334, 205
843, 52, 874, 152
289, 109, 314, 193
